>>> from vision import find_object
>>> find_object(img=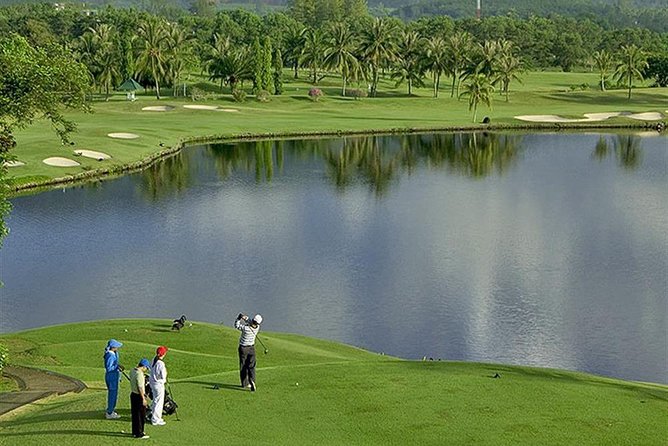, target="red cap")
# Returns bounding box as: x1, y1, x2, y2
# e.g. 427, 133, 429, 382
156, 346, 168, 356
